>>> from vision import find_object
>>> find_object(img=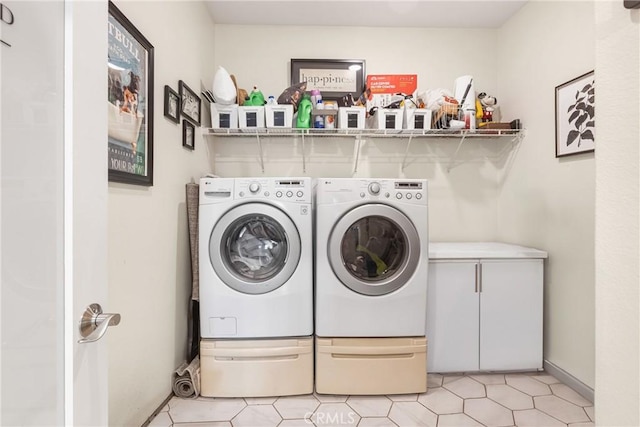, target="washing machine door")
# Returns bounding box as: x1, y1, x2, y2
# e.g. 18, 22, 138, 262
209, 203, 301, 294
328, 204, 421, 296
